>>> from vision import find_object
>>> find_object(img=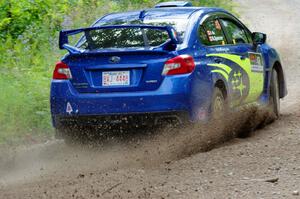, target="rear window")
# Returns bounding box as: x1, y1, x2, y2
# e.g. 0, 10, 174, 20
94, 18, 188, 39
79, 27, 170, 50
